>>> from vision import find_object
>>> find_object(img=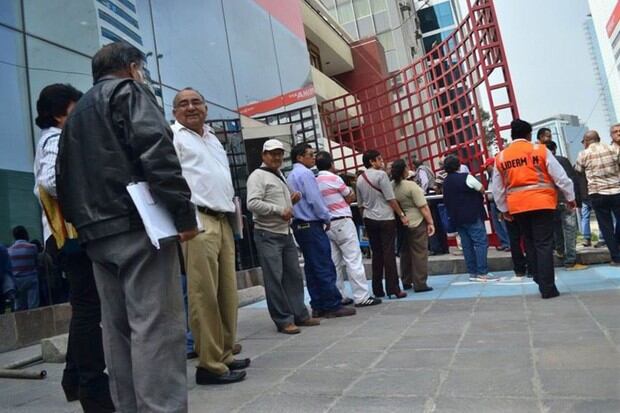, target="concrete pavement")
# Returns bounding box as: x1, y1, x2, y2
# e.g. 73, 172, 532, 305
1, 264, 619, 412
